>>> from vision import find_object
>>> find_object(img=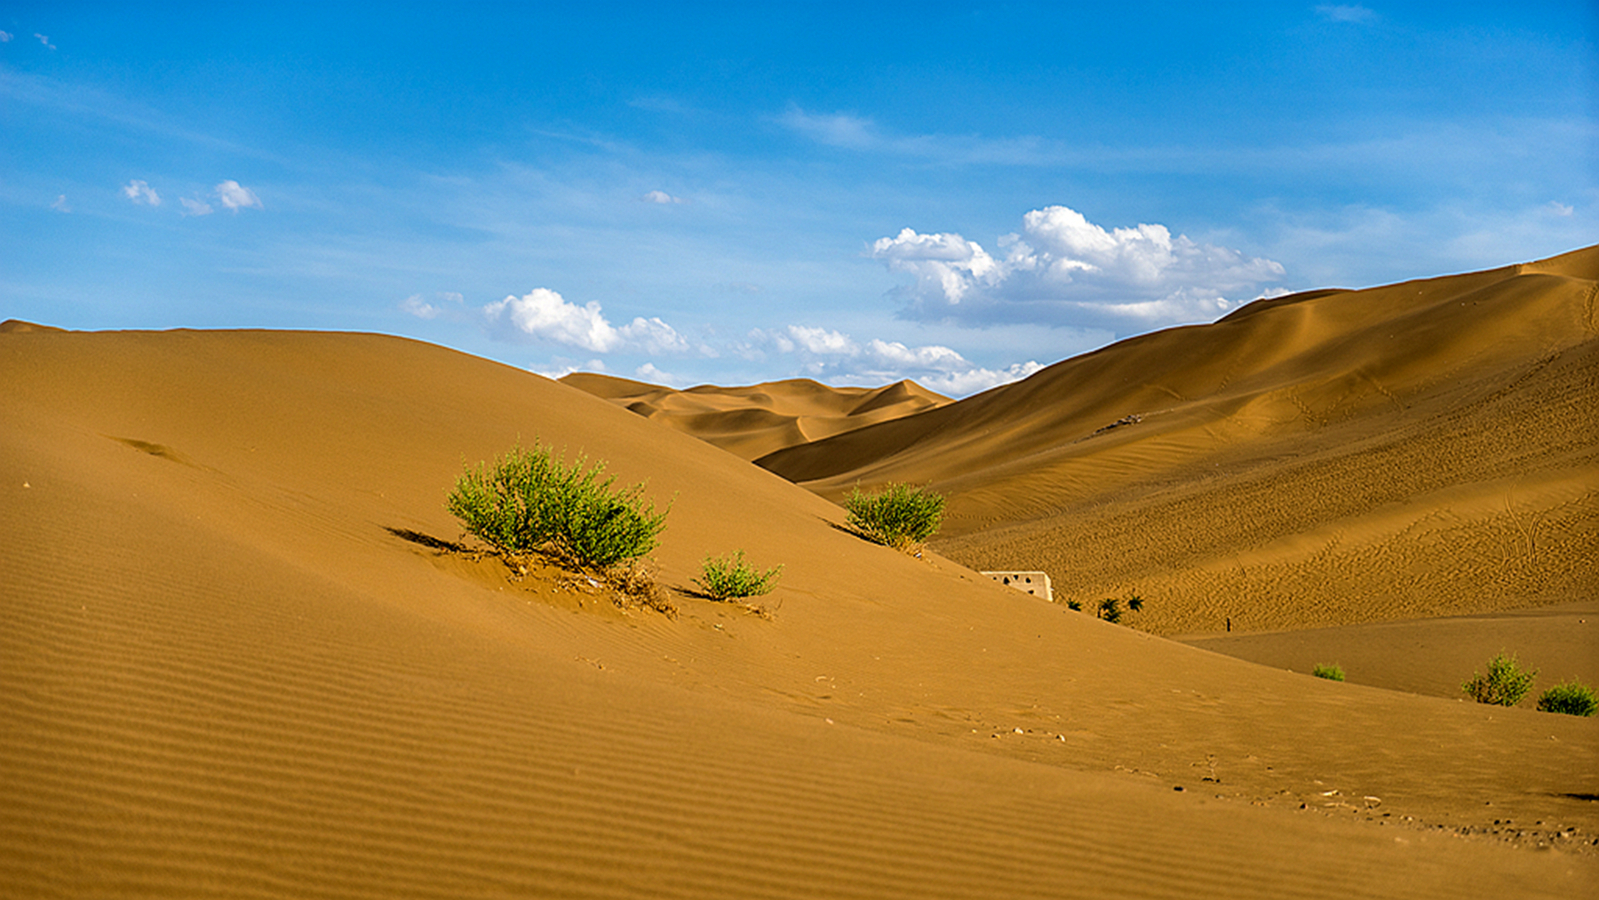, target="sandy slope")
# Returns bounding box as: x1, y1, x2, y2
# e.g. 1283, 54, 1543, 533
563, 373, 949, 460
1, 327, 1595, 899
759, 246, 1599, 634
1179, 600, 1599, 701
